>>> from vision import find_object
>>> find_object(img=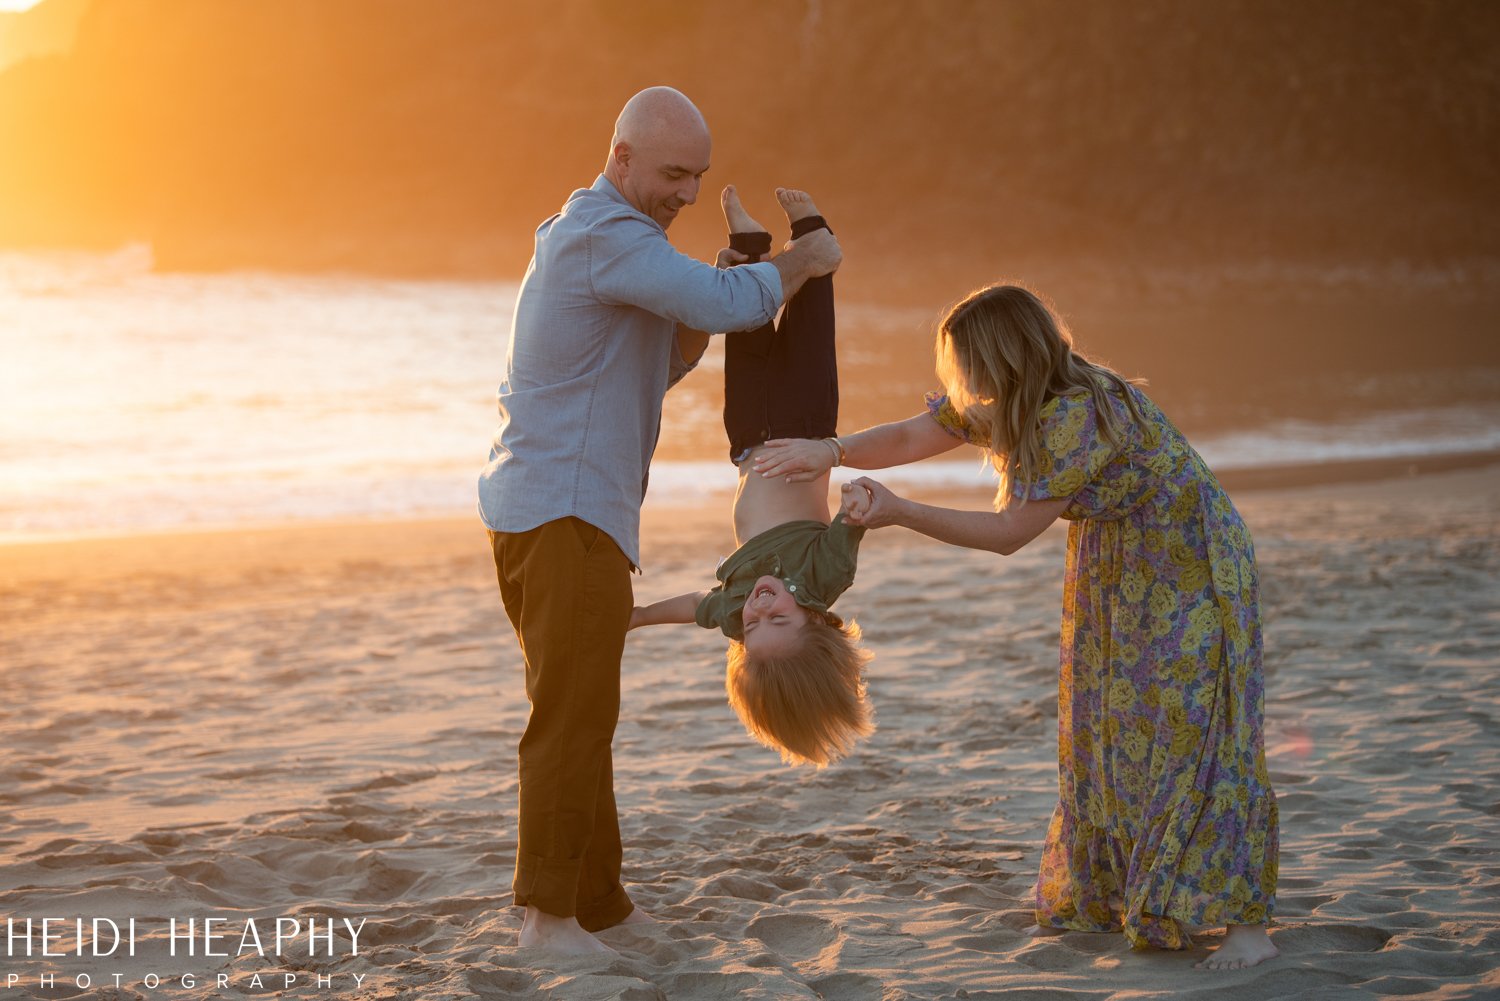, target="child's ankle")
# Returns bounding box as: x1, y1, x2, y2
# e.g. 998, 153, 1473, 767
729, 231, 773, 261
